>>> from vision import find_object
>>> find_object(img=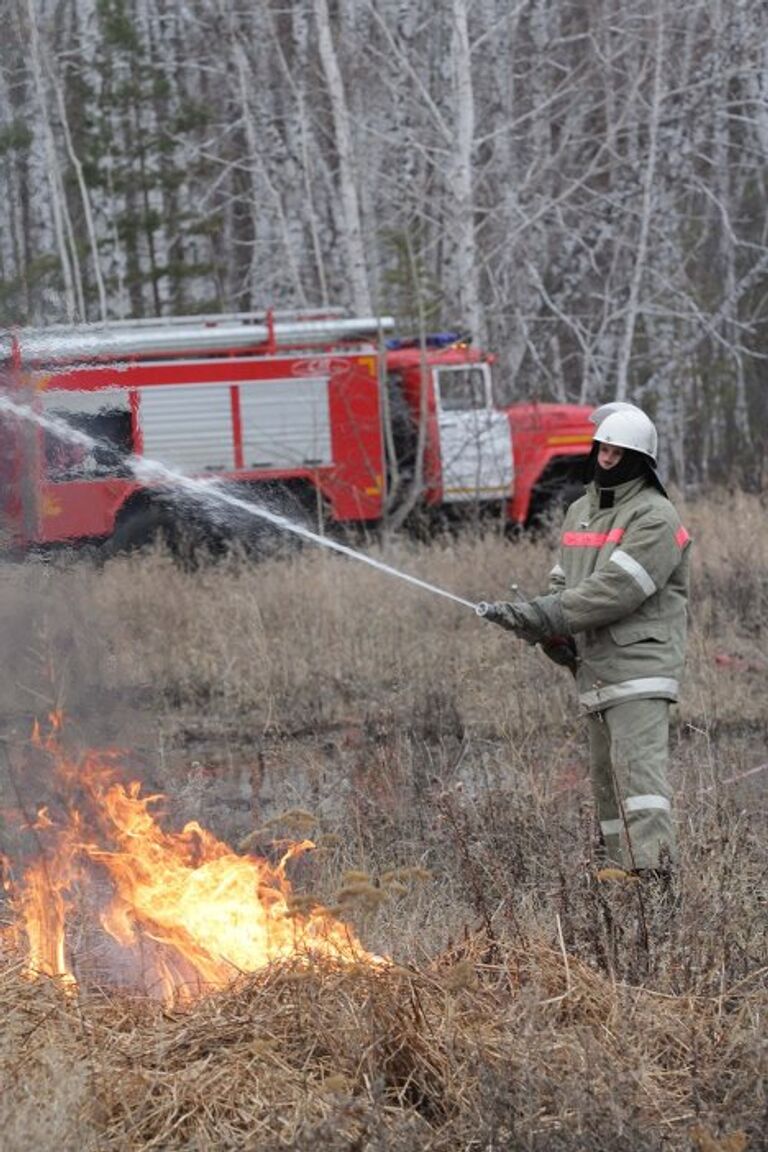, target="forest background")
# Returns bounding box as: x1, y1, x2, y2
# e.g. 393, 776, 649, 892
2, 0, 768, 491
